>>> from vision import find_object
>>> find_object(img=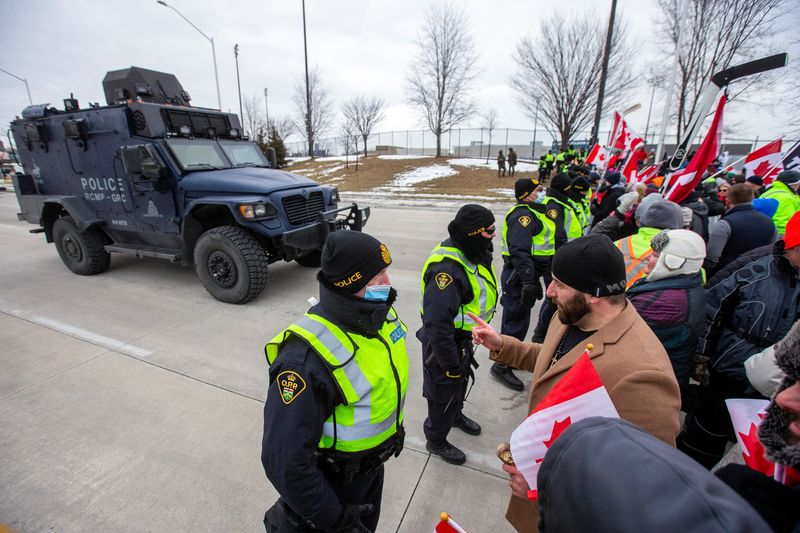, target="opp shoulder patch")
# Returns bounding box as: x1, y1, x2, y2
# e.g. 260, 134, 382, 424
547, 208, 559, 219
435, 272, 453, 290
518, 215, 532, 227
276, 370, 307, 405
